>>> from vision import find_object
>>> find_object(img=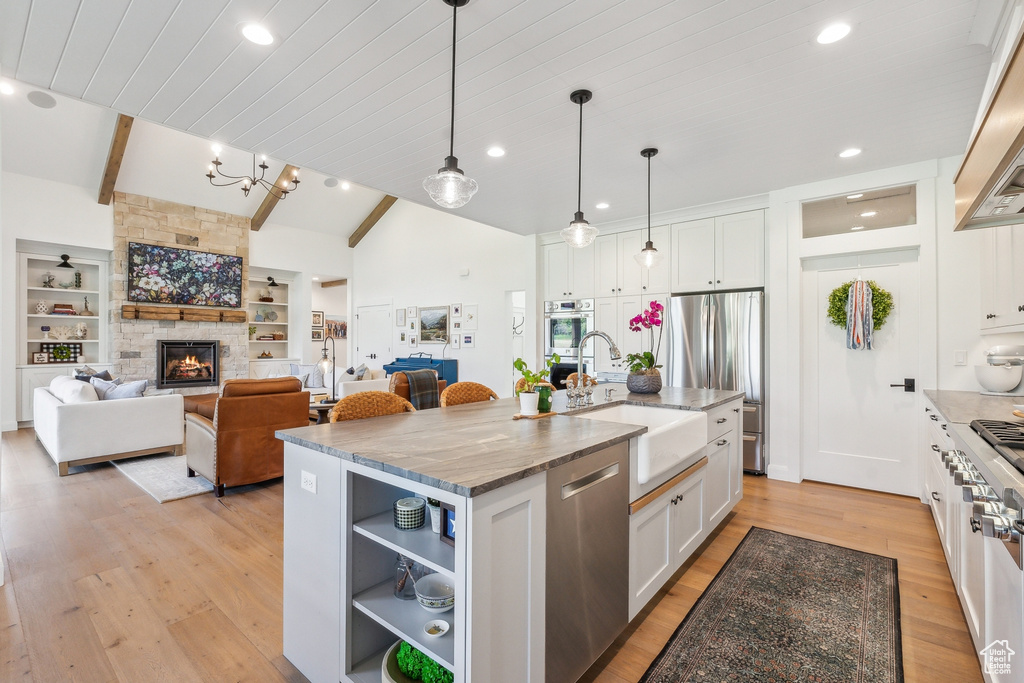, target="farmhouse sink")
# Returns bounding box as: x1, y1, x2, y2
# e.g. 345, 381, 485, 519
573, 405, 707, 485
